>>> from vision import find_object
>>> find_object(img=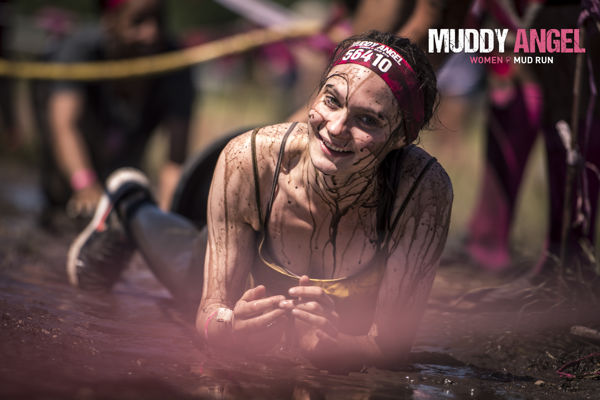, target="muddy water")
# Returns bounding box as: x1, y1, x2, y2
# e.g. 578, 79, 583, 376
1, 163, 600, 399
0, 269, 522, 400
